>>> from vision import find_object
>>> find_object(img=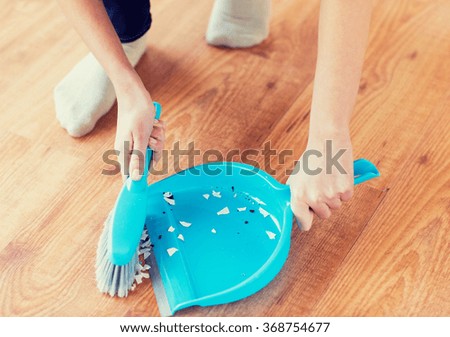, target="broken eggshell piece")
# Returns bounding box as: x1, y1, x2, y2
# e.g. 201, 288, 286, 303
179, 221, 192, 228
163, 191, 175, 205
259, 207, 270, 218
252, 196, 267, 205
265, 231, 276, 240
167, 247, 178, 257
217, 207, 230, 215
